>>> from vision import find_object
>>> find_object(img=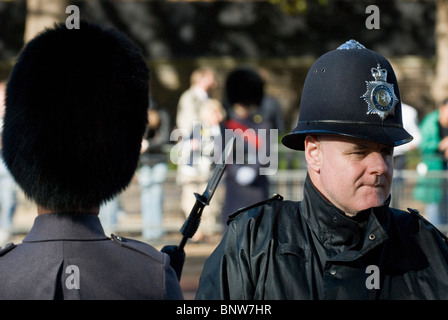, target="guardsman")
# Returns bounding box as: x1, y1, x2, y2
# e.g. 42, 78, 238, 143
196, 40, 448, 299
0, 21, 183, 299
221, 67, 272, 226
